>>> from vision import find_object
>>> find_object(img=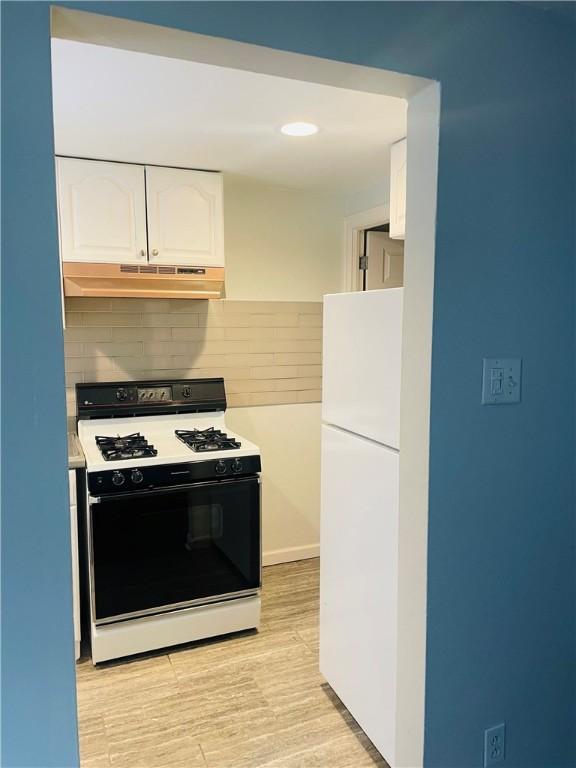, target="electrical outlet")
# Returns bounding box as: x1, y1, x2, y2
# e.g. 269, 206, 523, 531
484, 723, 506, 766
